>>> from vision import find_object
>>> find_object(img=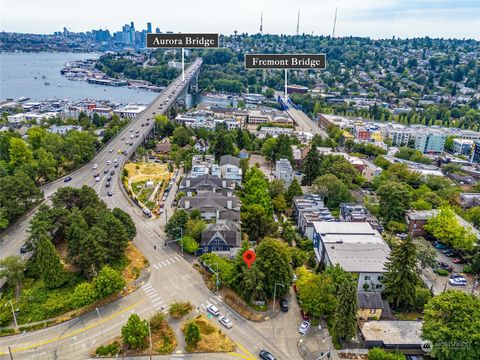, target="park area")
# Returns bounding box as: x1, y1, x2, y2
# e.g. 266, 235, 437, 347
124, 162, 172, 212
